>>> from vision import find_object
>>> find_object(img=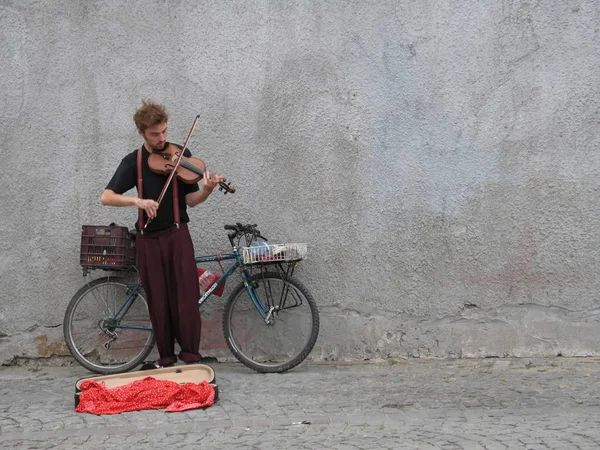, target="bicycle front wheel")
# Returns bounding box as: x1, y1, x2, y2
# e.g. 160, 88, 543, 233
63, 276, 155, 374
223, 272, 319, 373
